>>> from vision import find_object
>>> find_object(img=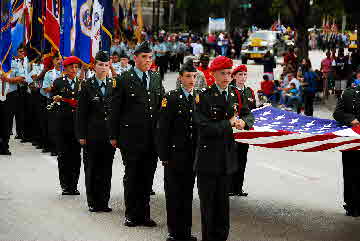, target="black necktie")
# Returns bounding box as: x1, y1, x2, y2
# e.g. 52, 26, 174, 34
188, 94, 194, 103
222, 90, 227, 103
100, 82, 106, 96
142, 73, 147, 89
